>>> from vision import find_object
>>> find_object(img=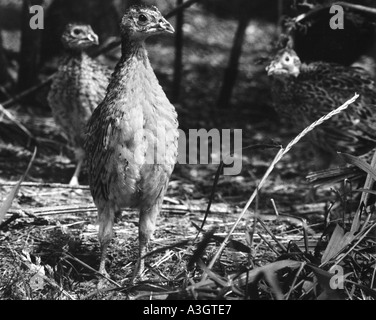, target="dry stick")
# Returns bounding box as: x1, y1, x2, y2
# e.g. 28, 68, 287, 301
258, 233, 280, 255
197, 144, 278, 240
0, 181, 90, 189
334, 1, 376, 15
1, 74, 54, 108
63, 252, 121, 288
203, 94, 360, 278
257, 218, 288, 253
0, 103, 35, 139
0, 212, 21, 230
285, 261, 306, 300
6, 202, 236, 219
295, 1, 376, 25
